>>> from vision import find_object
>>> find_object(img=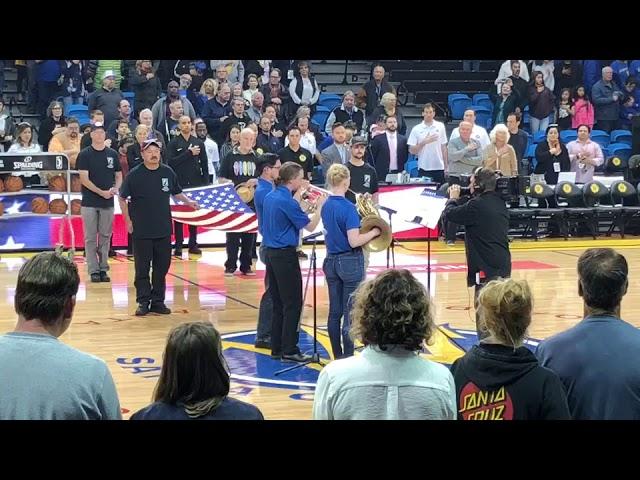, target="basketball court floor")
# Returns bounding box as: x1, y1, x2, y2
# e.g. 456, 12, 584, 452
1, 237, 639, 419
